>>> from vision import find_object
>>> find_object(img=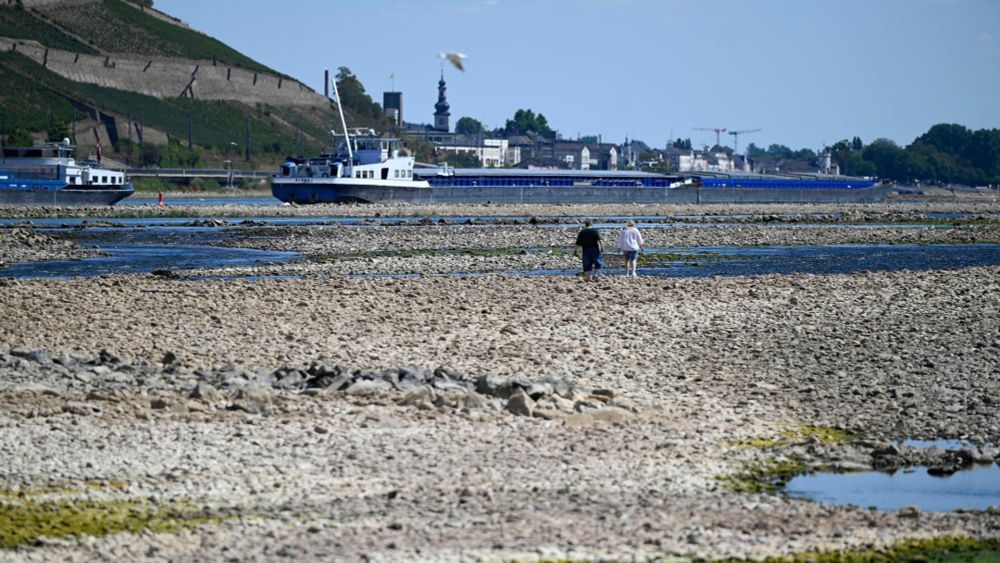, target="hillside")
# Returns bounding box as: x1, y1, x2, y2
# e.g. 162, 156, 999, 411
0, 0, 391, 170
